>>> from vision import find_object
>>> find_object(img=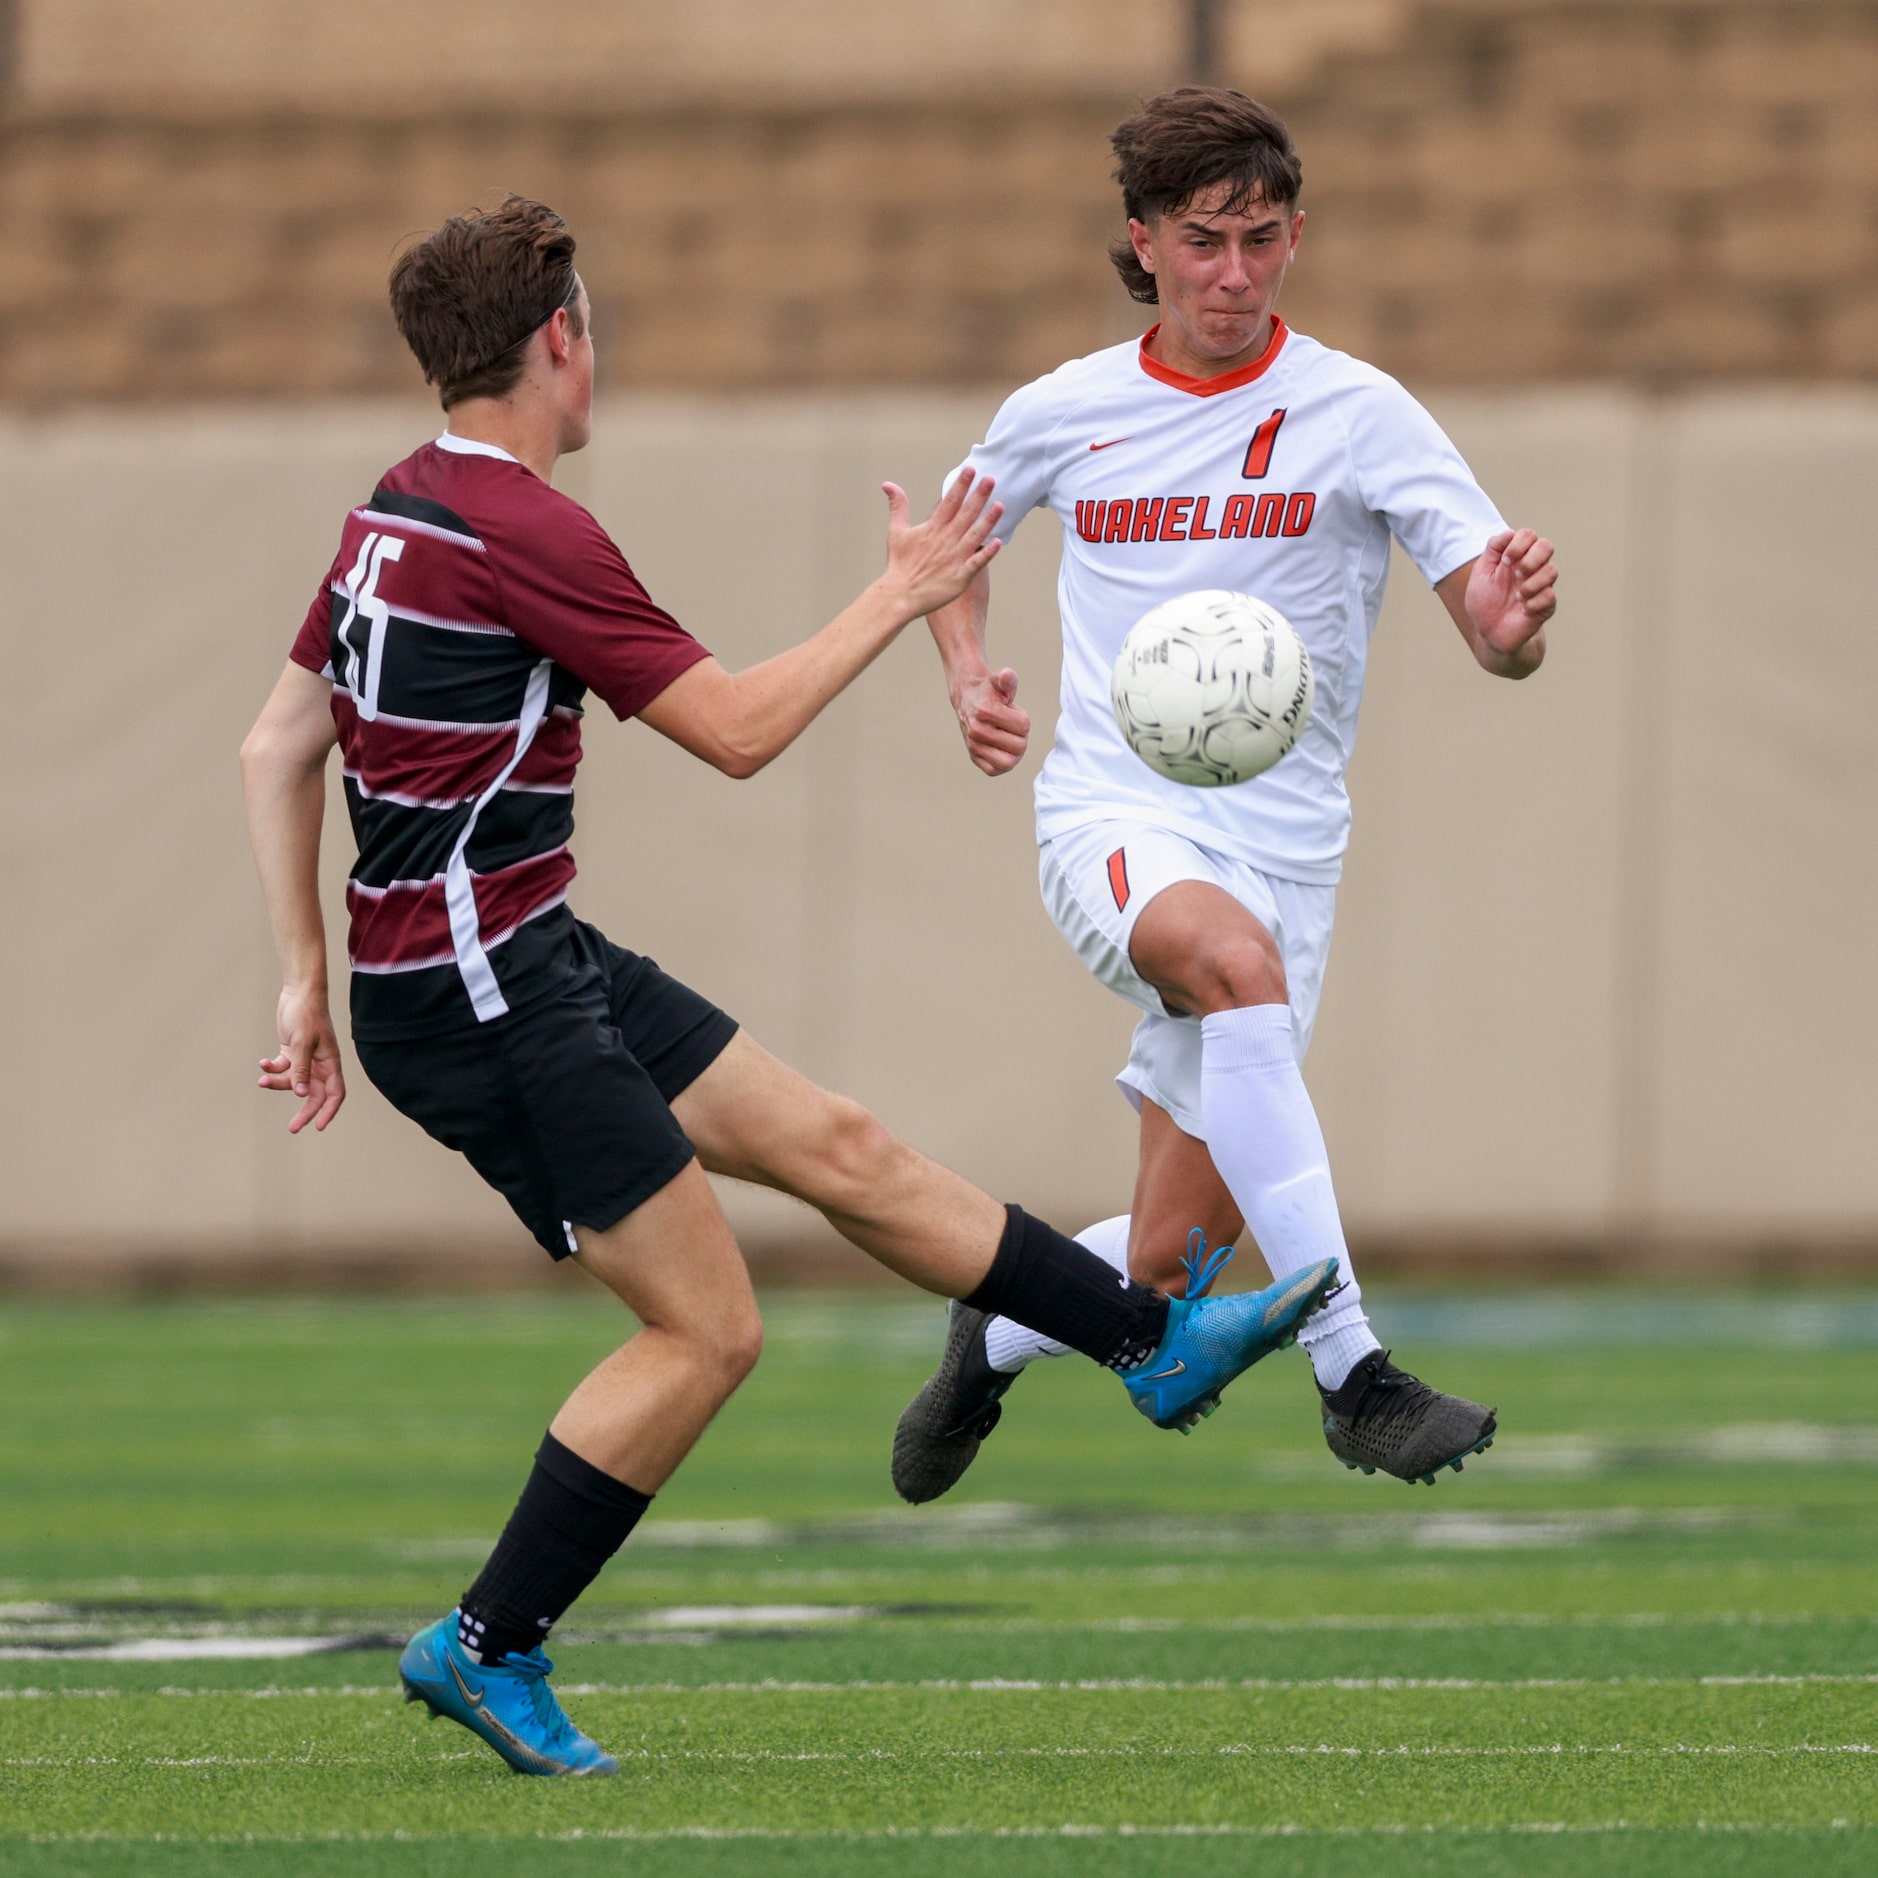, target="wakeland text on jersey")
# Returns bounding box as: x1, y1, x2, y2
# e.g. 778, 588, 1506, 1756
1073, 492, 1317, 543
